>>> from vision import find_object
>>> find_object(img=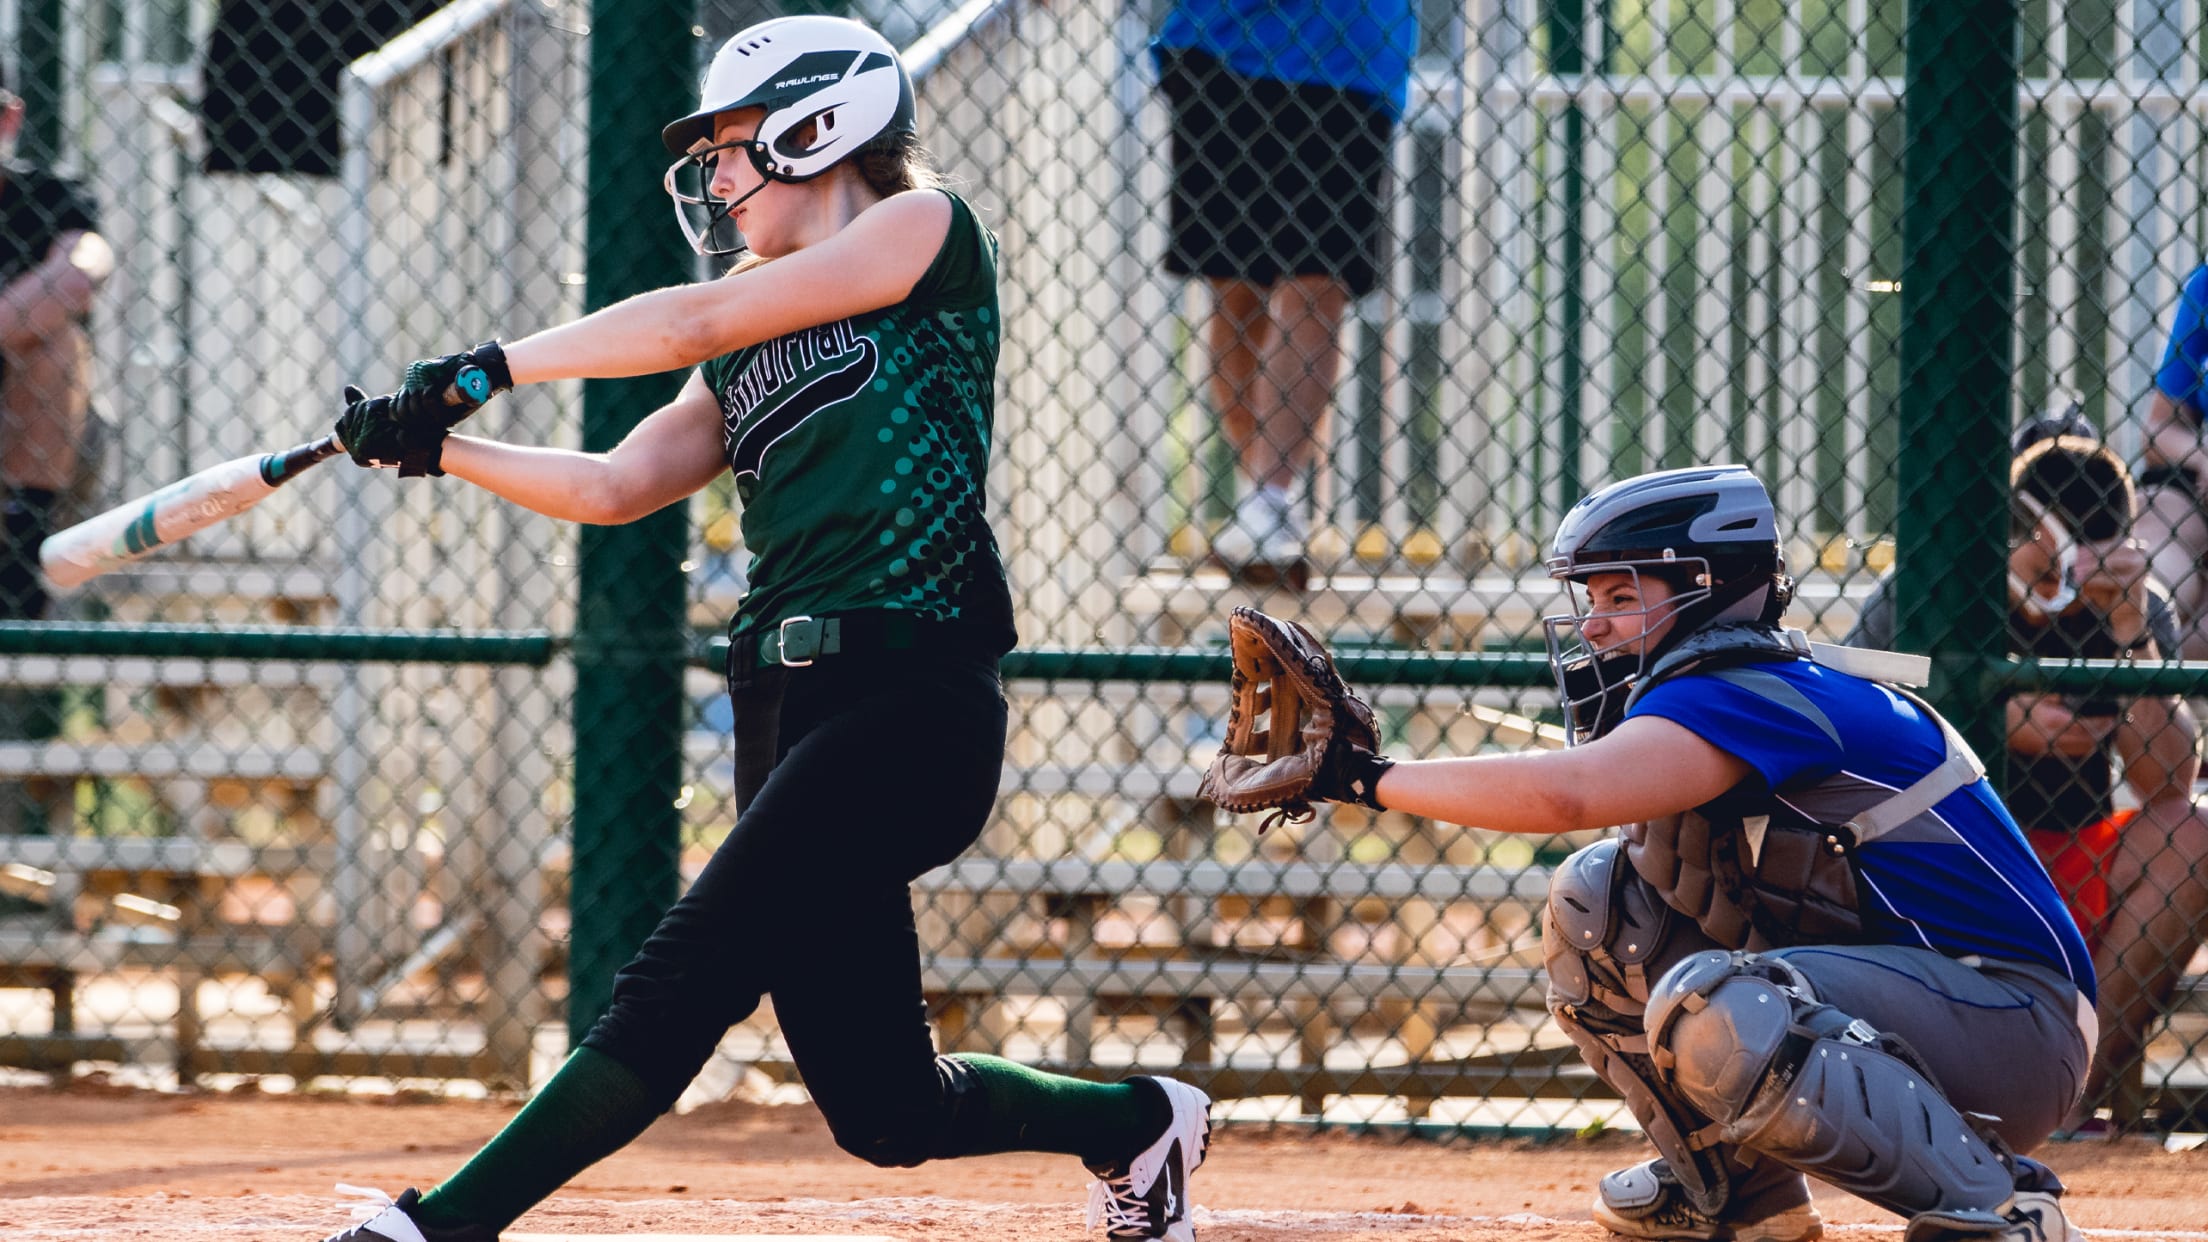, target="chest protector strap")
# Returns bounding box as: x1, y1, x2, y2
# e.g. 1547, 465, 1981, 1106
1619, 625, 1984, 949
1841, 684, 1986, 842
